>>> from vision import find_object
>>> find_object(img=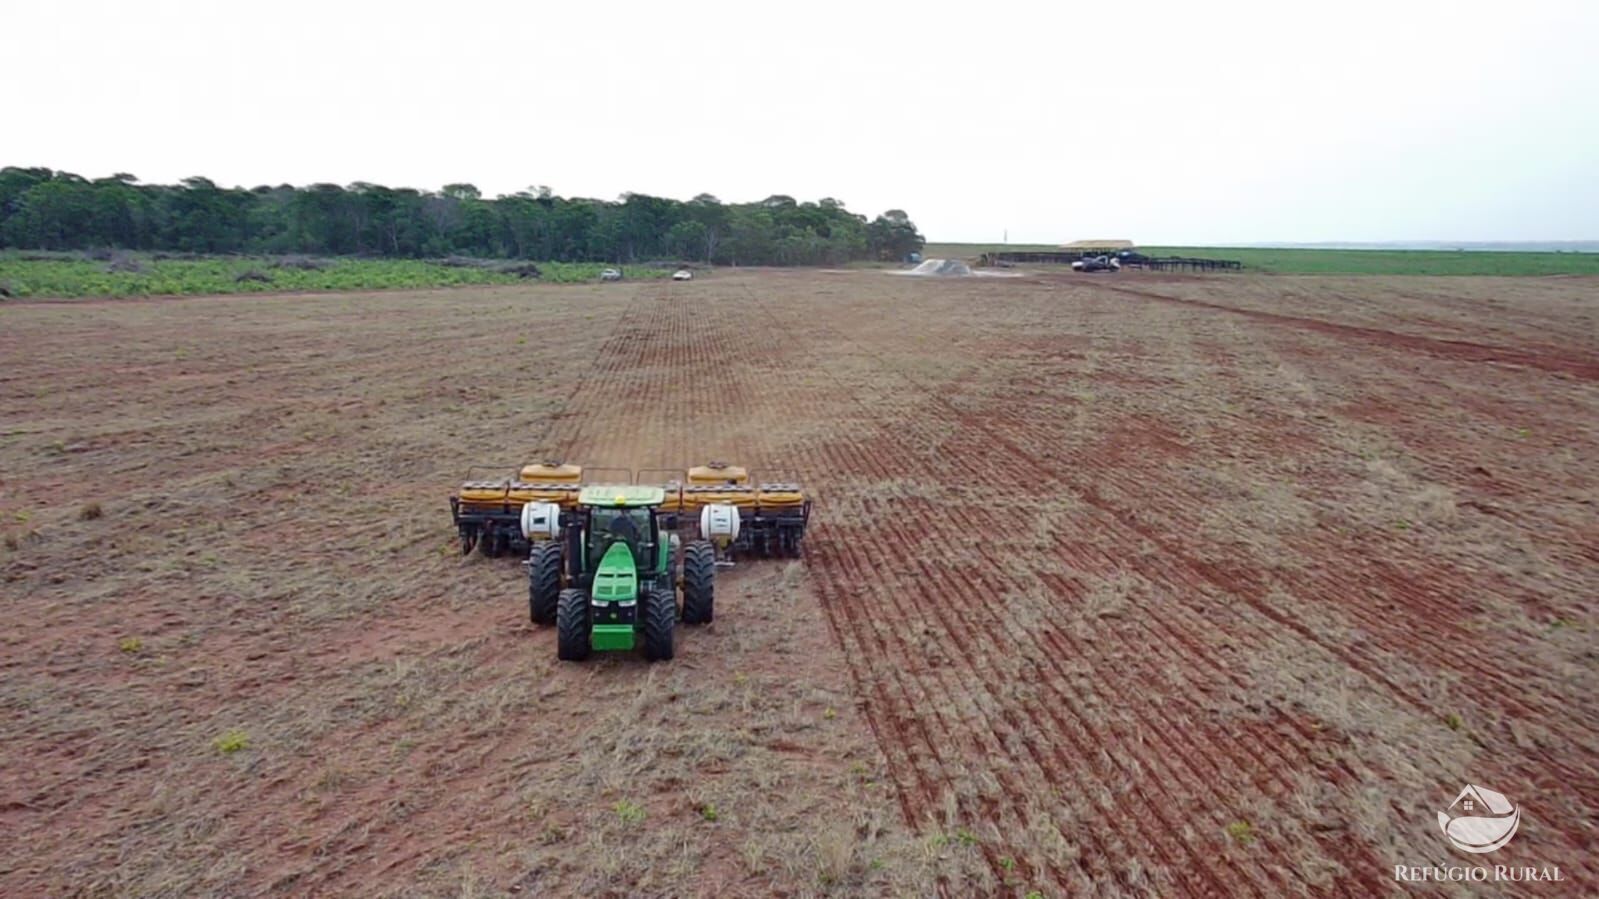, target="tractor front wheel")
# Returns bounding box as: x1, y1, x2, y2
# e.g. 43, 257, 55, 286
641, 588, 676, 661
527, 542, 562, 626
556, 588, 591, 661
681, 540, 715, 625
